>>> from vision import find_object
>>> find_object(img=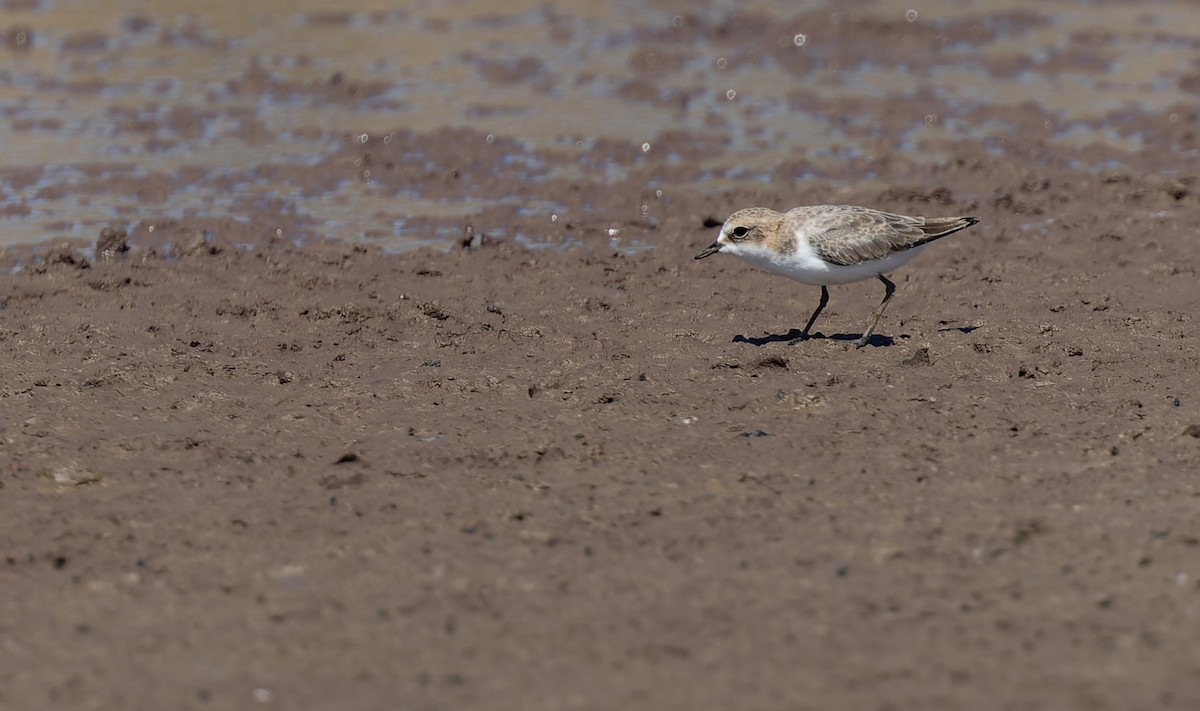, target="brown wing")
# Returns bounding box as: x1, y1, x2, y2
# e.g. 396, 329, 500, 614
804, 206, 979, 267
